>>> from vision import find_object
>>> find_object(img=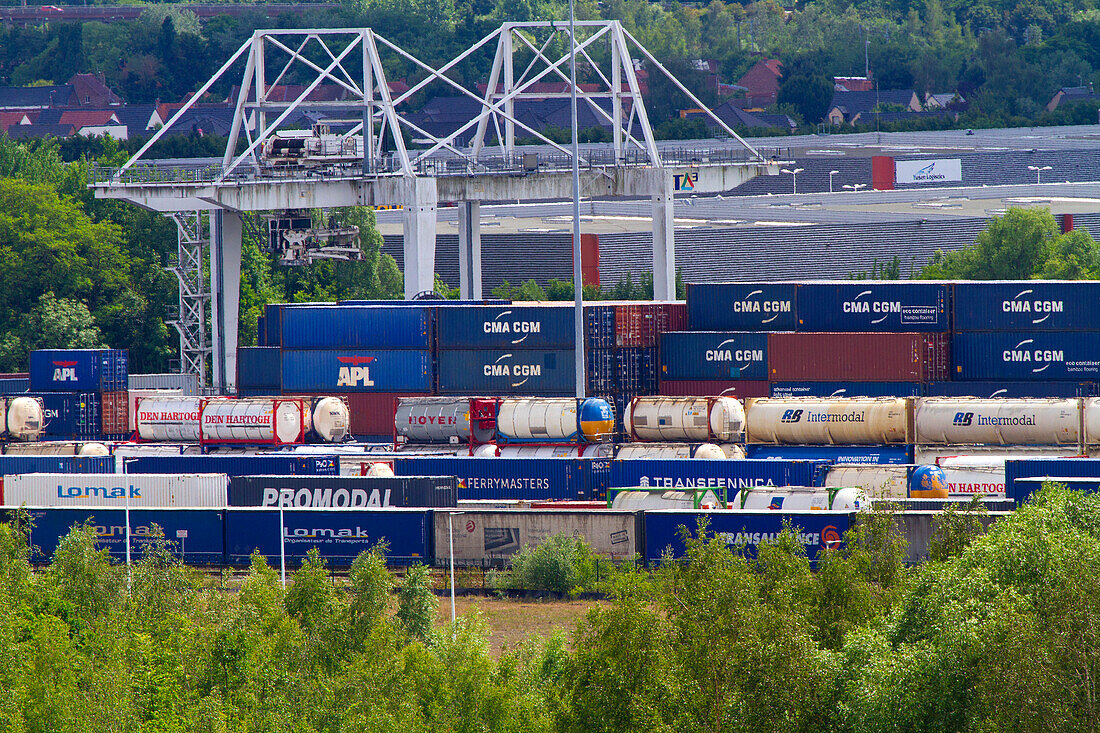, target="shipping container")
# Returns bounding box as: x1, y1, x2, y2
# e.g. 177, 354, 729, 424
796, 282, 950, 332
22, 508, 224, 563
26, 392, 103, 439
686, 282, 798, 331
436, 349, 575, 395
0, 377, 29, 394
281, 350, 433, 392
1004, 457, 1100, 504
392, 456, 609, 501
343, 392, 417, 440
587, 349, 617, 393
915, 397, 1080, 446
925, 381, 1099, 398
659, 332, 768, 381
770, 382, 924, 398
229, 475, 457, 508
437, 509, 639, 563
746, 445, 913, 465
643, 510, 852, 564
237, 347, 282, 389
279, 305, 432, 350
436, 304, 573, 350
128, 373, 198, 393
658, 380, 770, 398
29, 349, 128, 392
2, 473, 227, 508
0, 454, 114, 475
224, 508, 432, 565
119, 454, 338, 476
101, 391, 128, 435
952, 332, 1100, 380
337, 299, 509, 306
609, 458, 828, 492
953, 281, 1100, 332
767, 332, 950, 383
